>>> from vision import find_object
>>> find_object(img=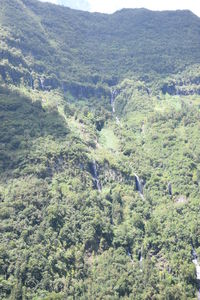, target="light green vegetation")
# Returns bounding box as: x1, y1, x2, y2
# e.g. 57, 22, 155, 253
99, 126, 119, 151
